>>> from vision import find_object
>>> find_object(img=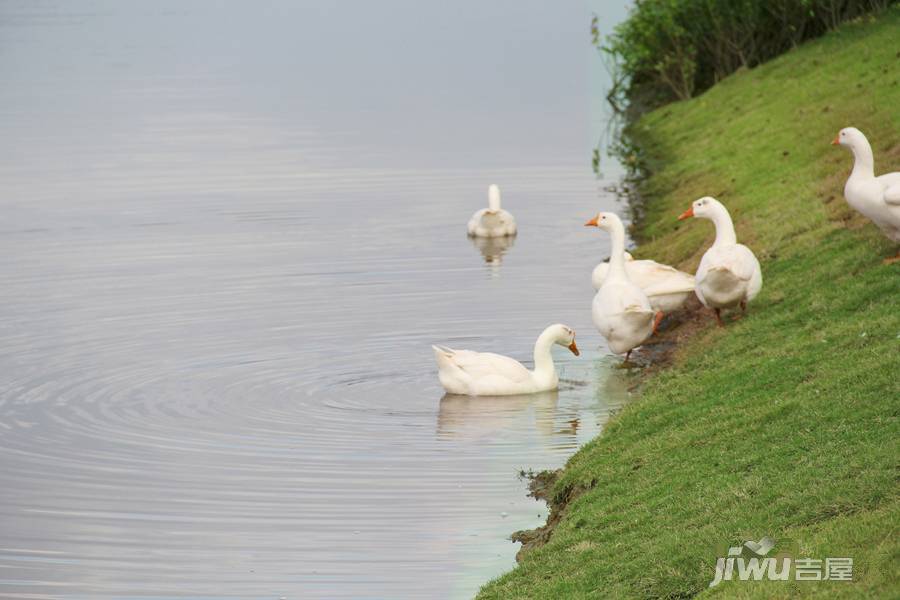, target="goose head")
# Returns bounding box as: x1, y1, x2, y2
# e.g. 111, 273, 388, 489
546, 323, 579, 356
831, 126, 866, 149
584, 211, 623, 232
678, 196, 722, 221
